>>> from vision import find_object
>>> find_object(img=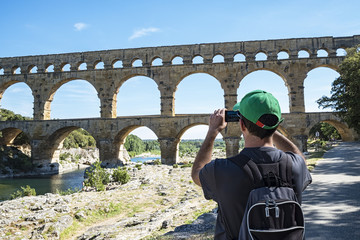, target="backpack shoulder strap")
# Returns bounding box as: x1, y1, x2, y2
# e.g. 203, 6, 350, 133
278, 152, 293, 187
228, 153, 263, 188
228, 151, 294, 188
